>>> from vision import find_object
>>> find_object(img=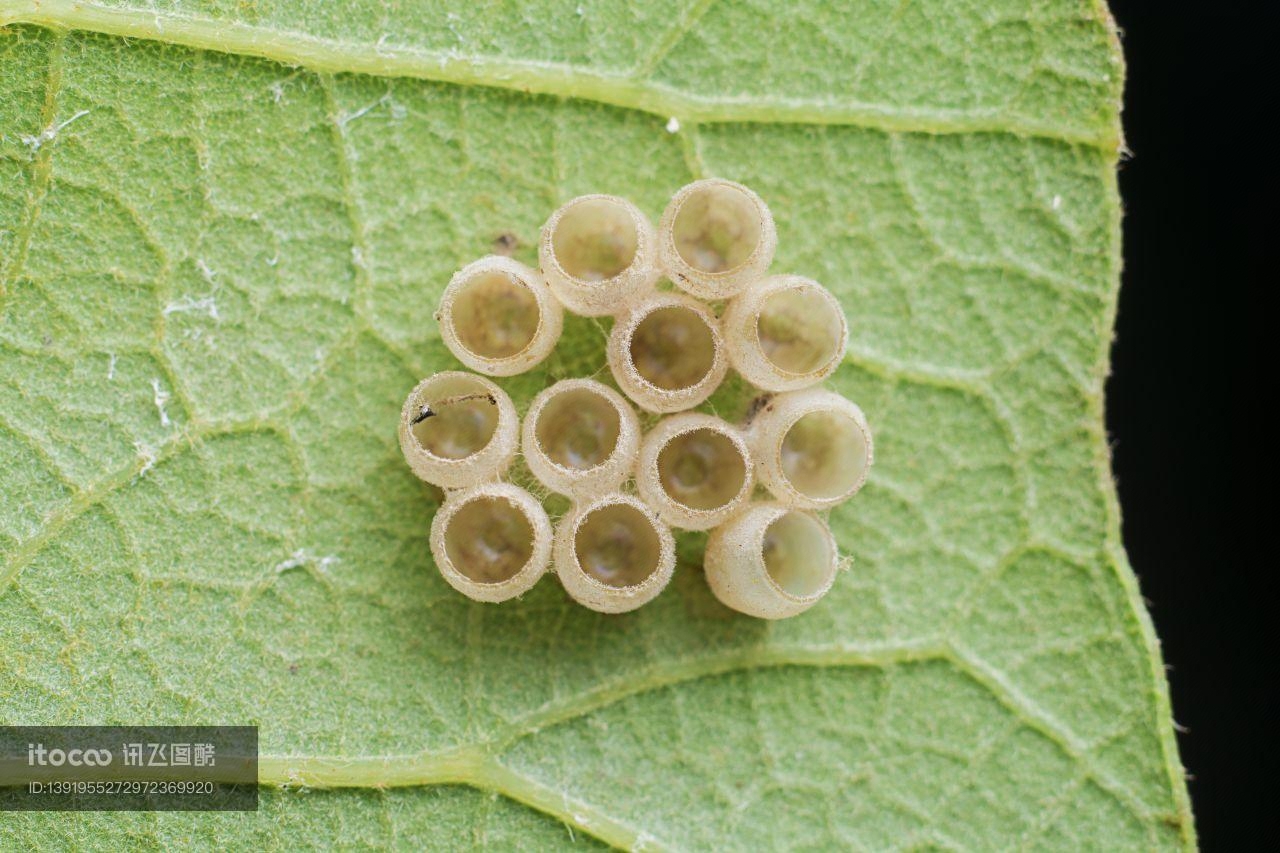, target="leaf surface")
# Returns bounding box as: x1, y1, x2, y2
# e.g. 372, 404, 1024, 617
0, 1, 1192, 848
